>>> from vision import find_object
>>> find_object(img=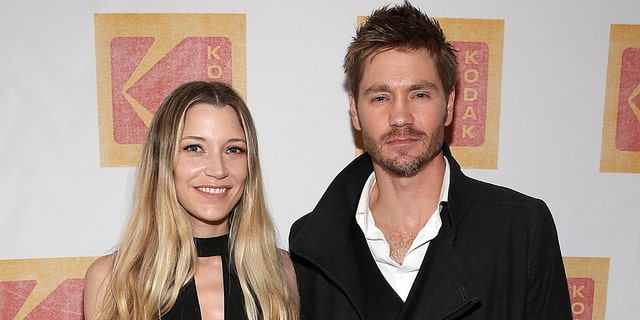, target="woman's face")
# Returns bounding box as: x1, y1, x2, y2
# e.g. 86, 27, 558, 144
174, 103, 248, 237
